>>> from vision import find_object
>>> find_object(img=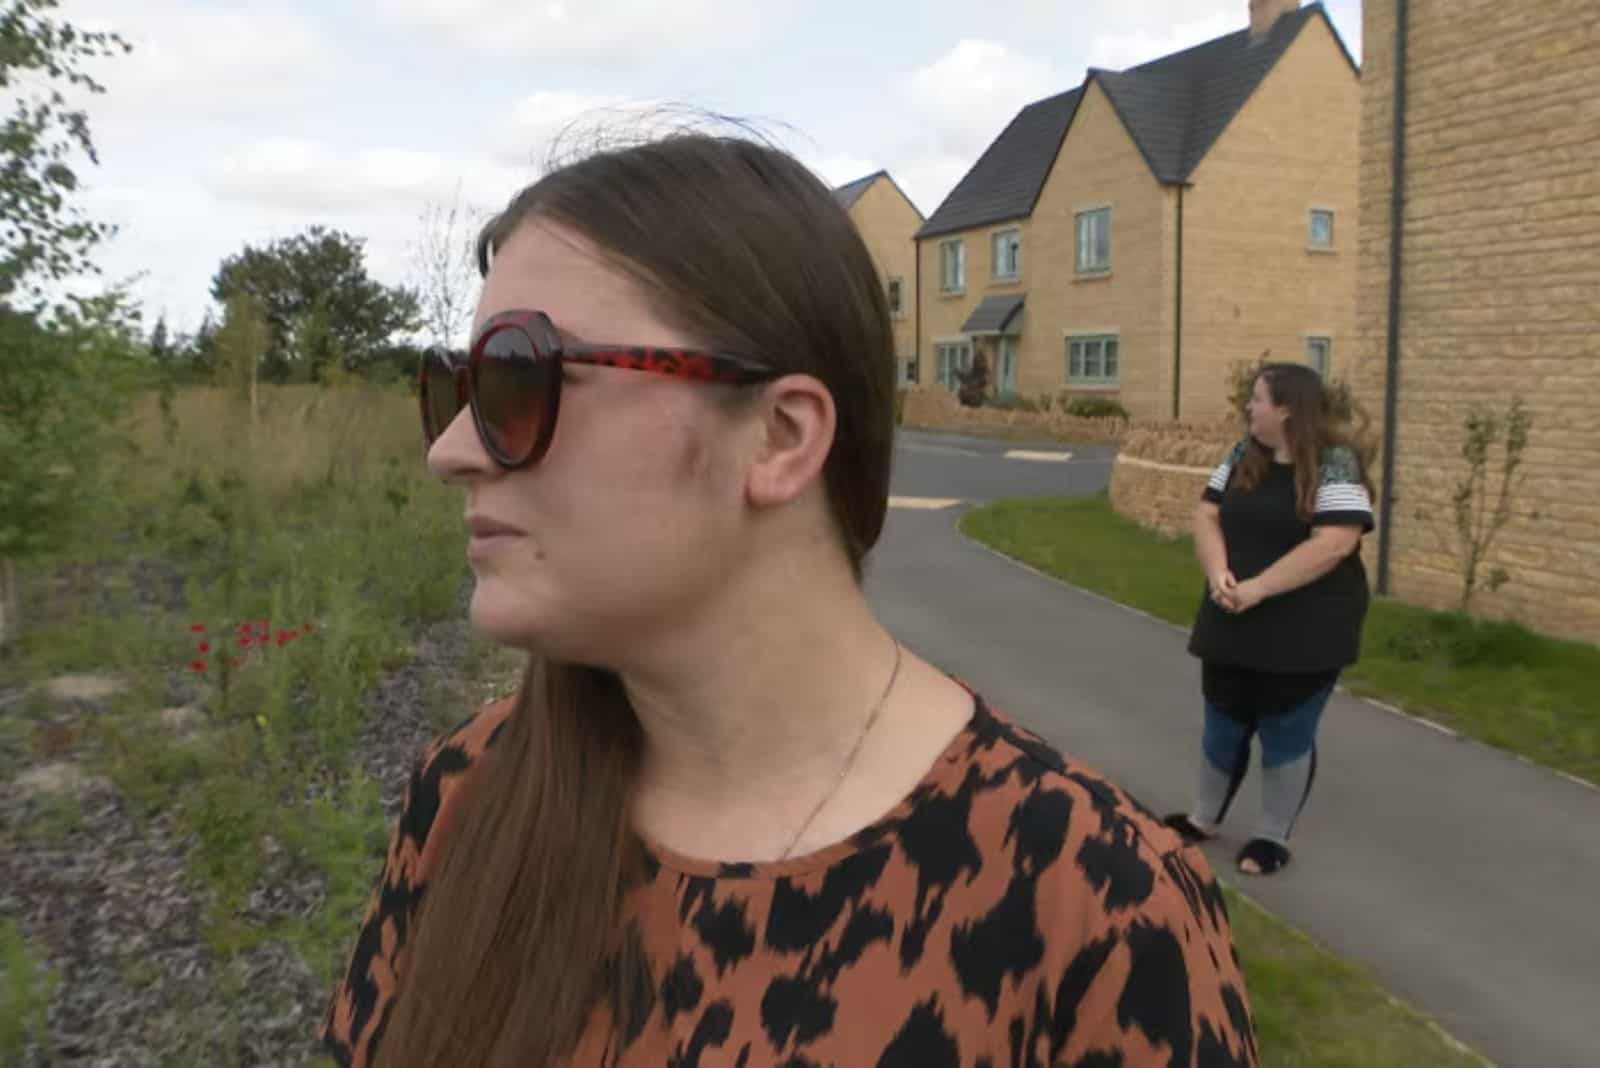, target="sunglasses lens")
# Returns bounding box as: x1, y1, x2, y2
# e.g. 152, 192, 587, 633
474, 325, 555, 464
421, 352, 463, 444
